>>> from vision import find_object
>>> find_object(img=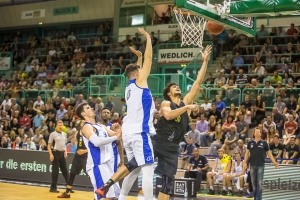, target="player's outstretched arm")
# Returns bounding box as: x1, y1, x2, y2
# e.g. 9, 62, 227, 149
130, 47, 143, 68
136, 28, 152, 88
82, 124, 119, 147
161, 101, 197, 120
183, 45, 212, 105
